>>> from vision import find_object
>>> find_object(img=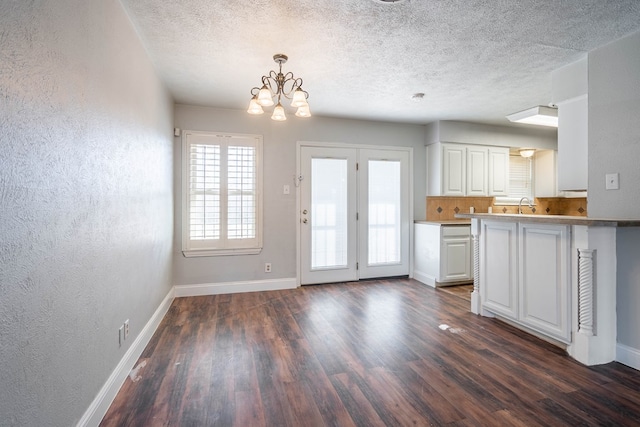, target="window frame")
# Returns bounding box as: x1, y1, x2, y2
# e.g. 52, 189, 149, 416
181, 130, 263, 257
494, 153, 535, 205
